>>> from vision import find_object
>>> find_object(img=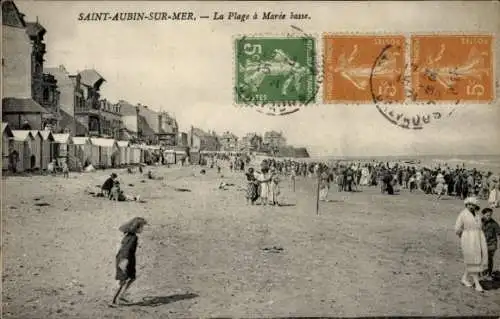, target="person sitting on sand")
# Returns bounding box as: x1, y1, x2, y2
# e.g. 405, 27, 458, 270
109, 180, 140, 201
112, 217, 148, 305
102, 173, 118, 197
